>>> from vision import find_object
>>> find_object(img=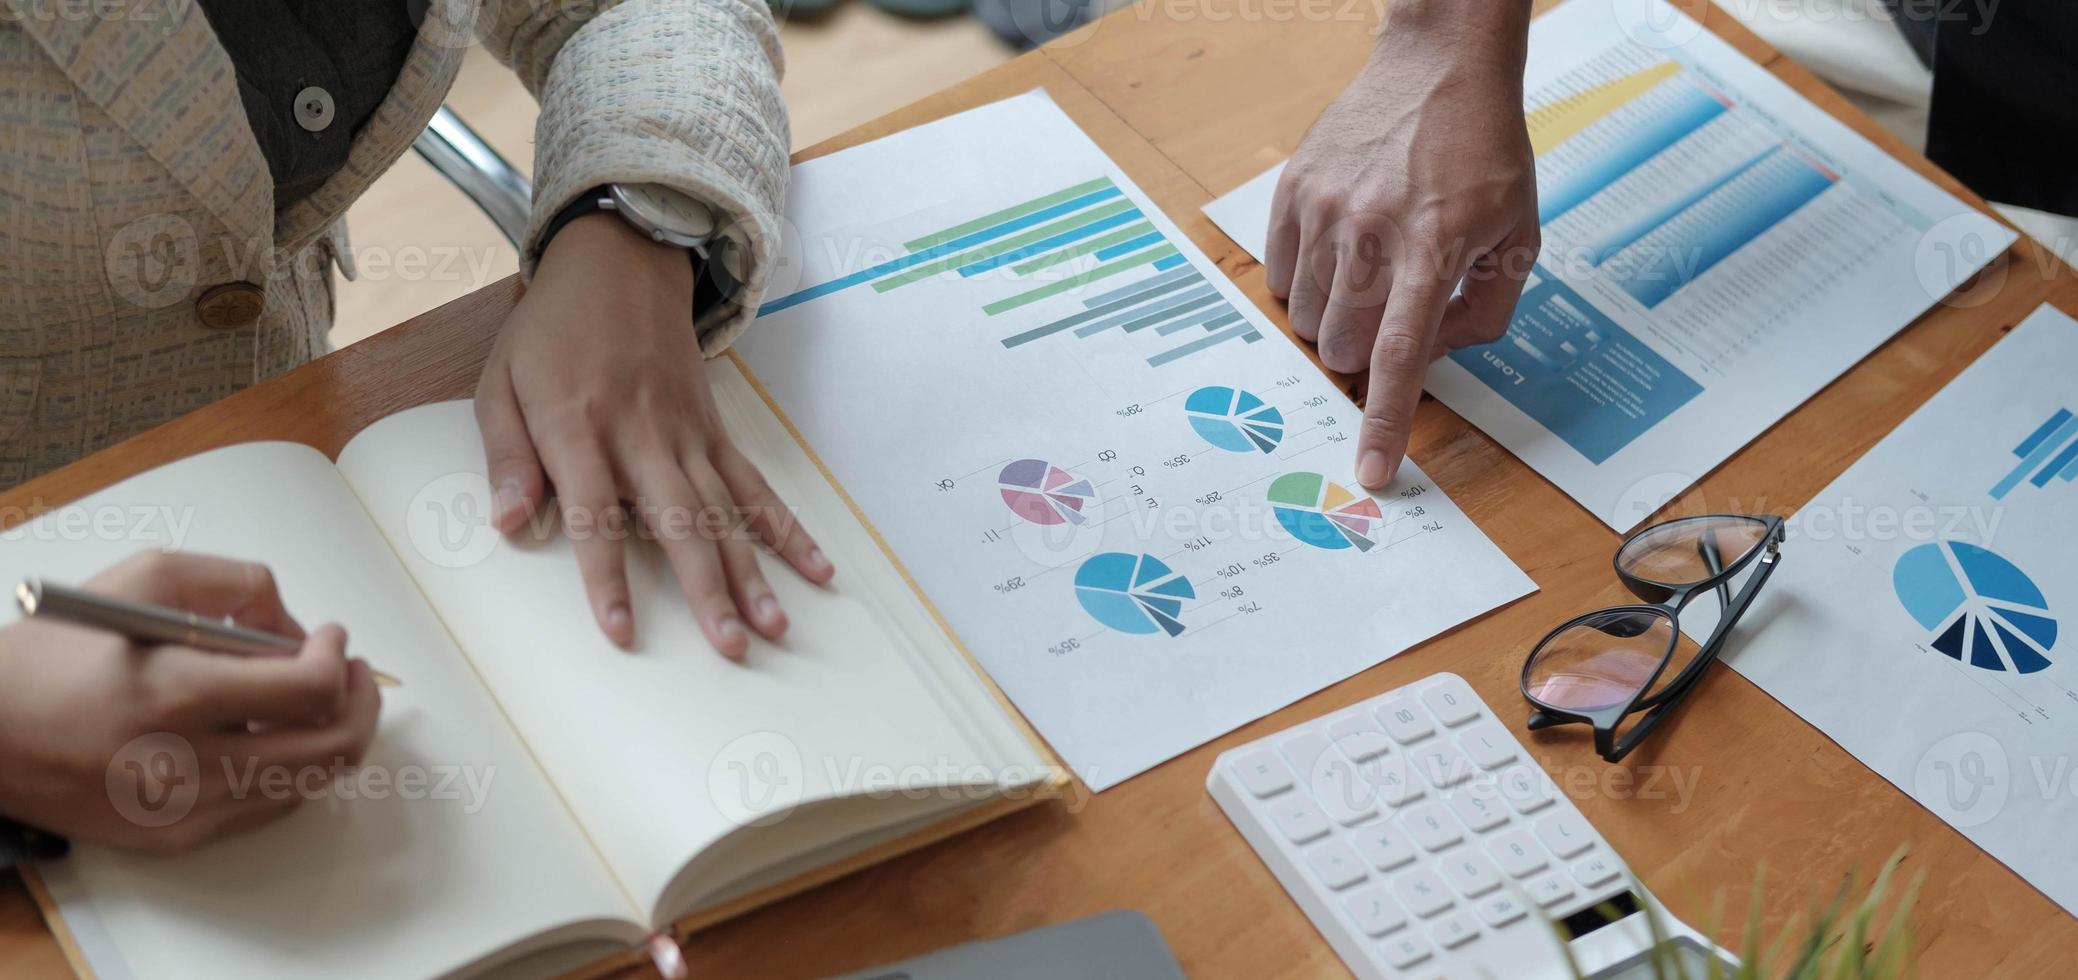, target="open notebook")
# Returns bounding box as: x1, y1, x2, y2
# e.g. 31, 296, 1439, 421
5, 357, 1060, 979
